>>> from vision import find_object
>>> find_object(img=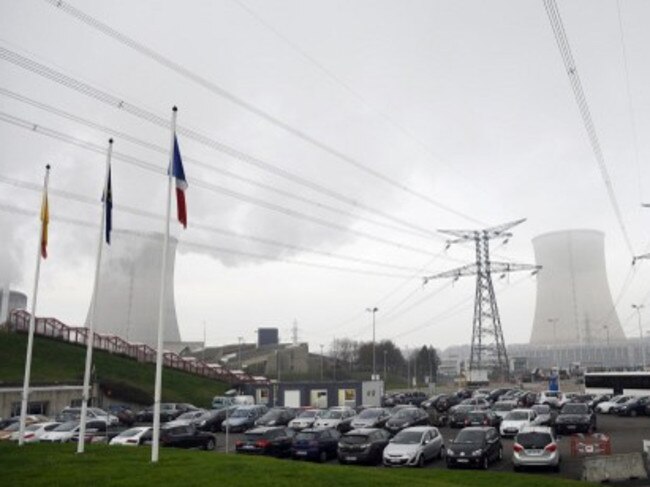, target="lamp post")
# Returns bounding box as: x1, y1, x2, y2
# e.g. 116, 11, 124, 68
366, 307, 379, 380
632, 304, 646, 370
383, 350, 388, 381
